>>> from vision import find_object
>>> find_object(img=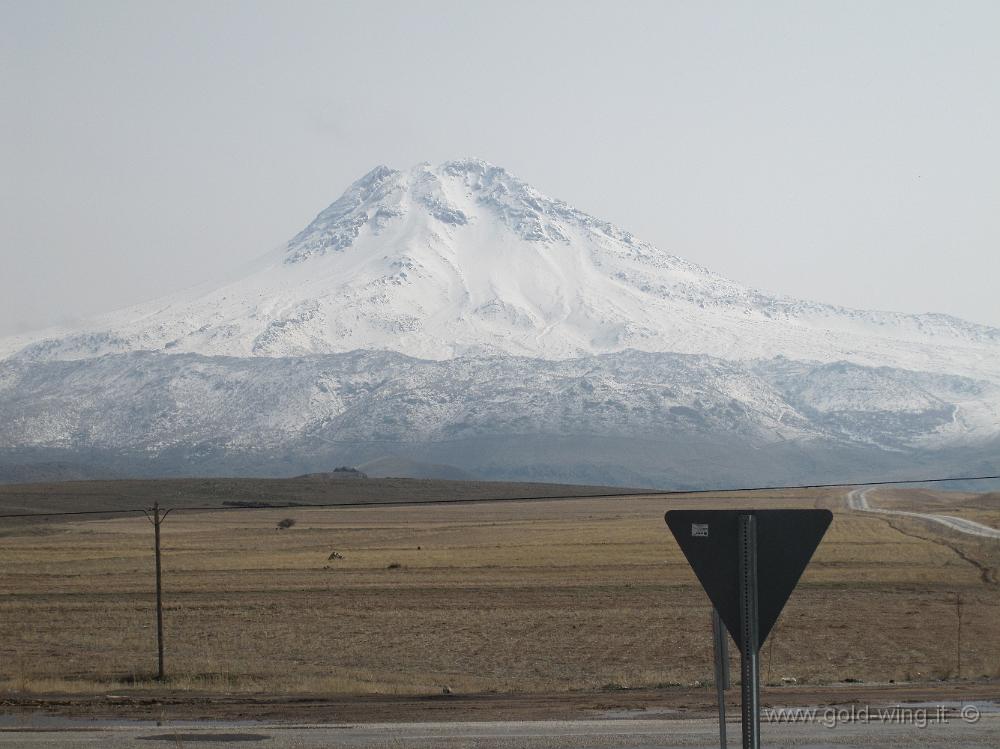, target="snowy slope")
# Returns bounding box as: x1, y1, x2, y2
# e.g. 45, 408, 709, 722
4, 159, 999, 385
3, 350, 997, 486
